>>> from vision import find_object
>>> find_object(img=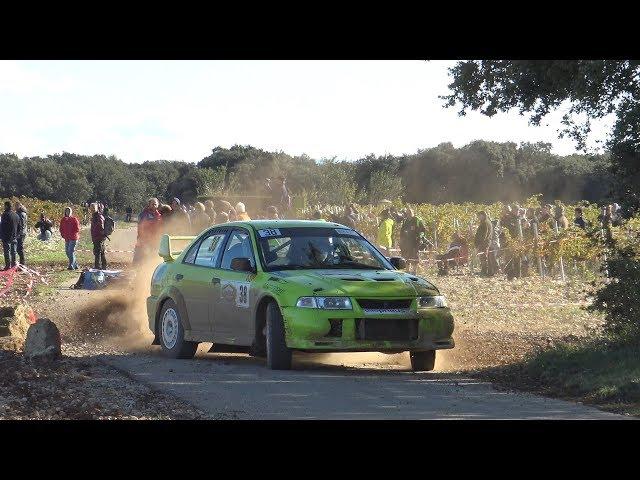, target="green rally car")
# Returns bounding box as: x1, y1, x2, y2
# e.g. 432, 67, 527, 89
147, 220, 454, 371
